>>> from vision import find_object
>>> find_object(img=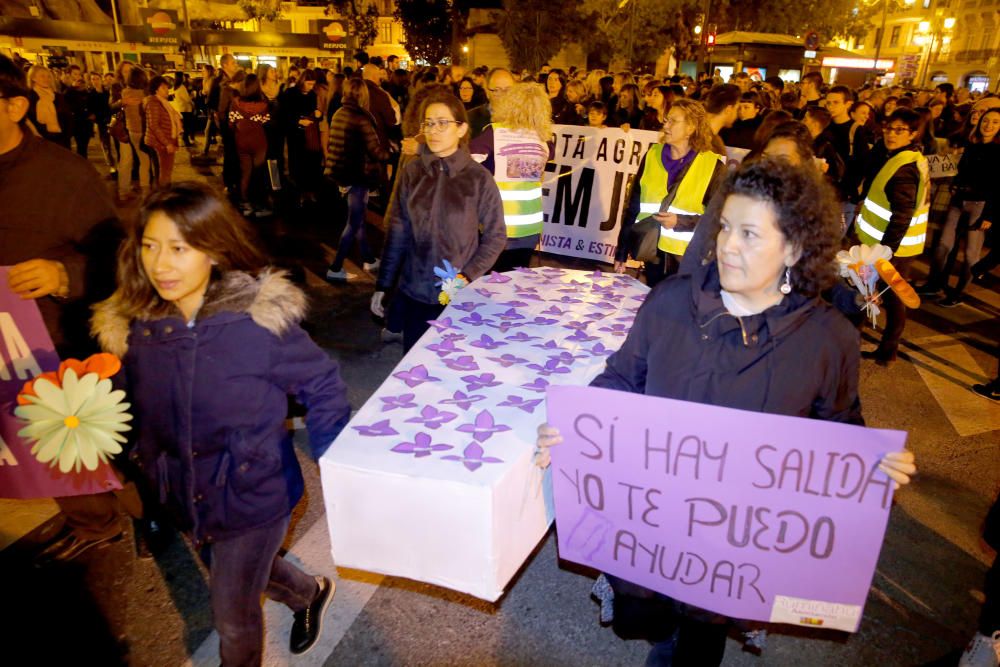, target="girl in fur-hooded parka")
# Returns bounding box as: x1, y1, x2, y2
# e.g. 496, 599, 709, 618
91, 182, 350, 665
